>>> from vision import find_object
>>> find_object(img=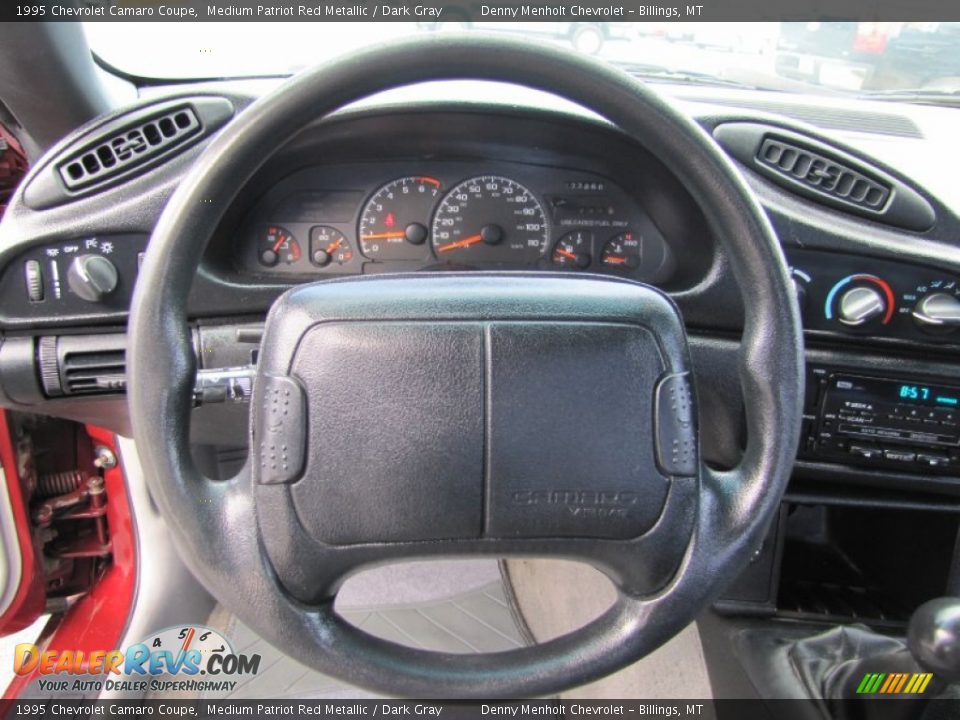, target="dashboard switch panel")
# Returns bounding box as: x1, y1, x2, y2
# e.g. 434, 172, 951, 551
0, 234, 148, 325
